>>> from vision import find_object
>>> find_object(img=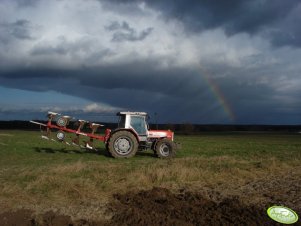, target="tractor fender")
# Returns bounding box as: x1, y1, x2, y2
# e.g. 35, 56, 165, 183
108, 128, 140, 143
